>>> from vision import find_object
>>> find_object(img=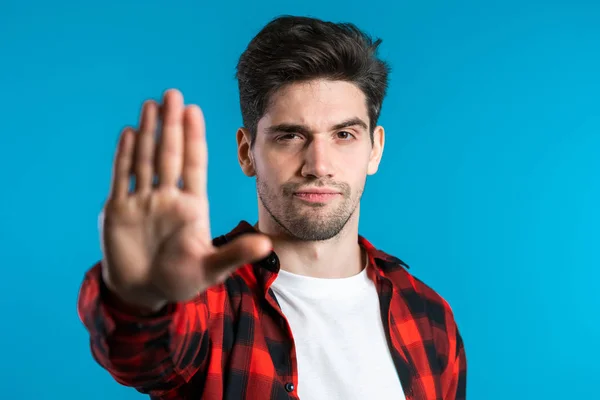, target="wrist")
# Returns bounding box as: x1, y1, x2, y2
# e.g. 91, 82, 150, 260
100, 268, 168, 316
103, 285, 168, 316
